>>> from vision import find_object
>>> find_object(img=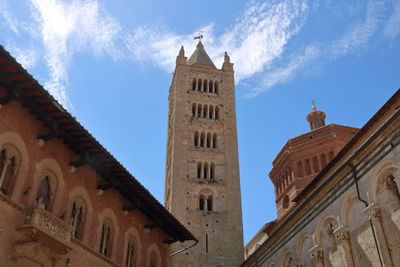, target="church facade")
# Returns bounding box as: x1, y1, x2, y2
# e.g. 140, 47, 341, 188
164, 42, 244, 267
243, 90, 400, 266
